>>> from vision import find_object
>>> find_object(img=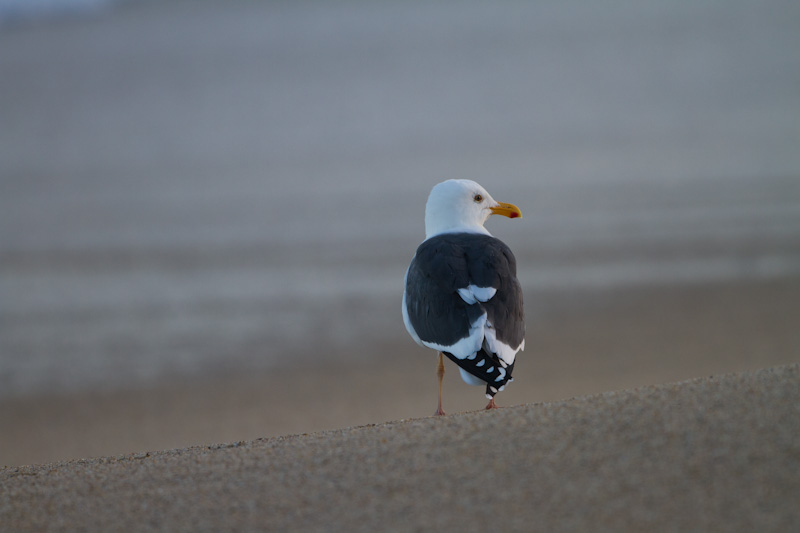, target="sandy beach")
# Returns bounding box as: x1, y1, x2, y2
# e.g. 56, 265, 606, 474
3, 363, 799, 531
